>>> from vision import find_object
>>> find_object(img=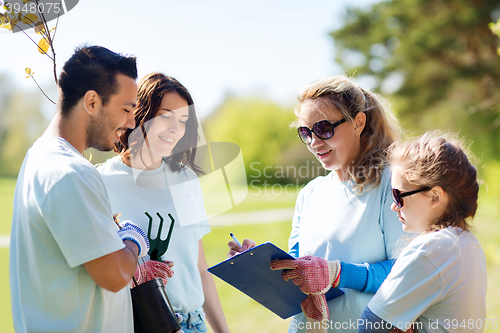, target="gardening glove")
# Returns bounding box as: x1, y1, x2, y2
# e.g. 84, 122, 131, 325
134, 260, 175, 286
118, 221, 150, 258
270, 256, 340, 322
